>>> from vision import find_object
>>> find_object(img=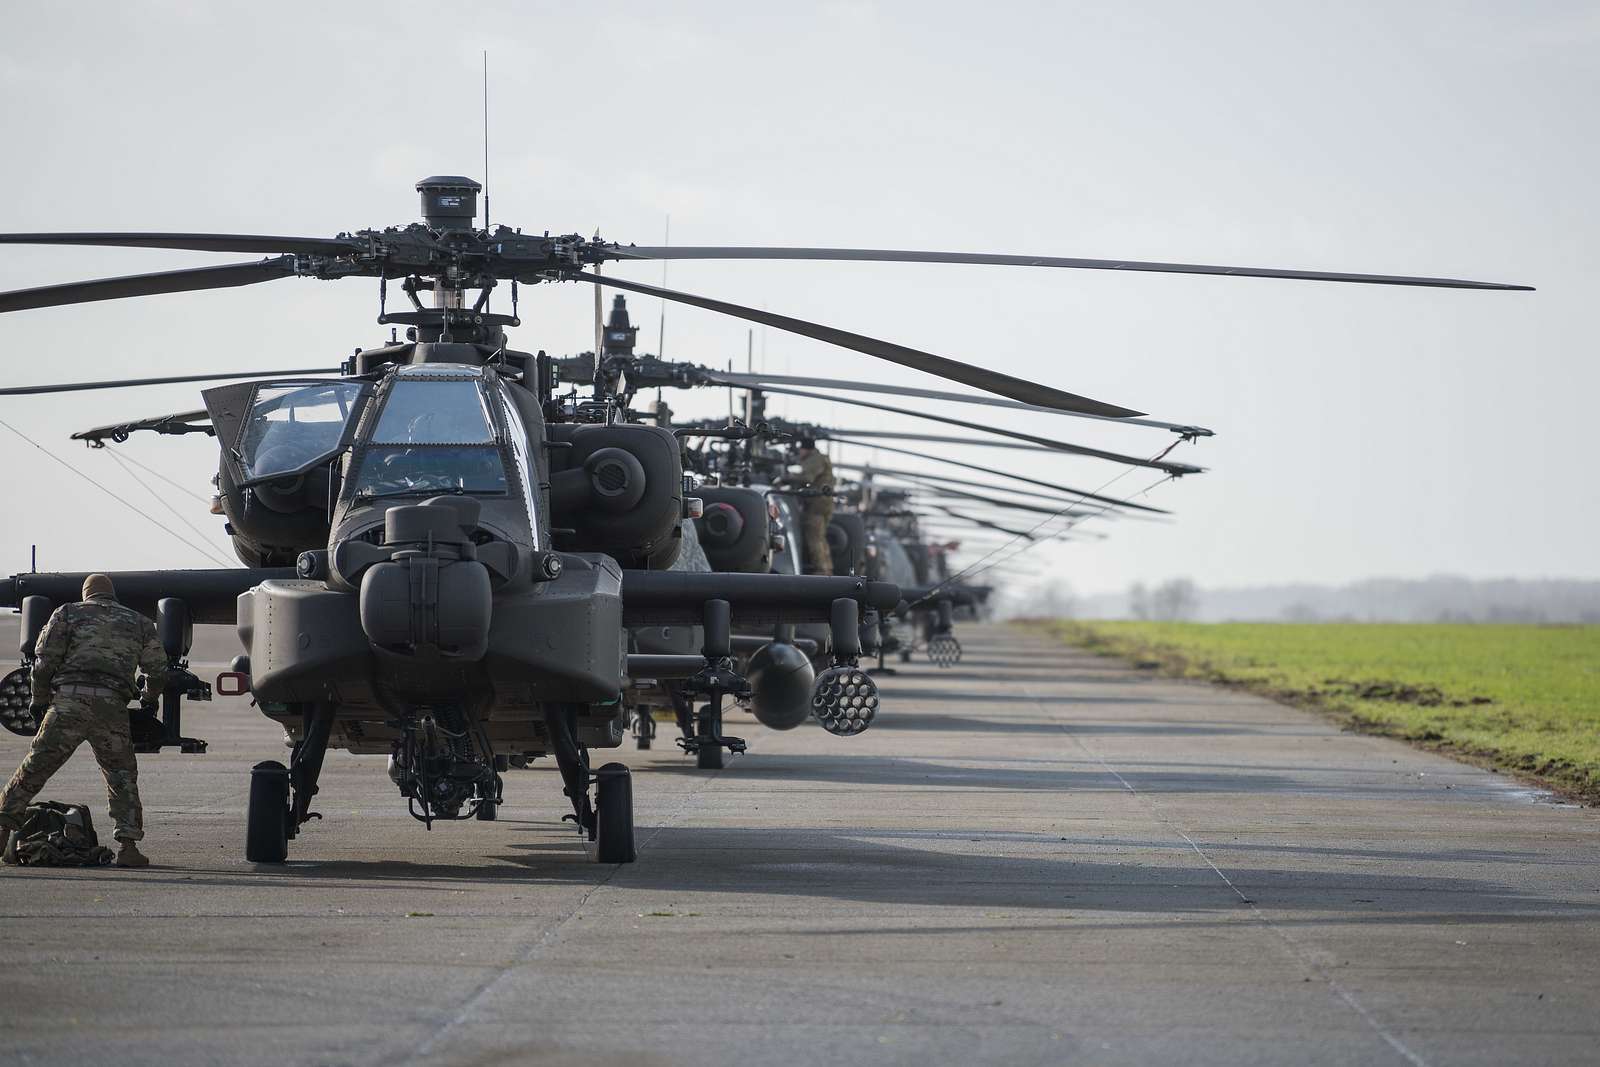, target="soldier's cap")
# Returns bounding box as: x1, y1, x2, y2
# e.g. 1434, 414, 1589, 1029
81, 574, 117, 601
798, 436, 815, 449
